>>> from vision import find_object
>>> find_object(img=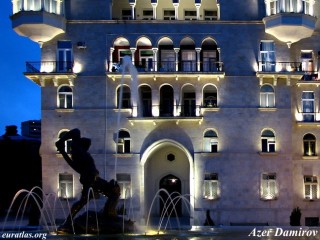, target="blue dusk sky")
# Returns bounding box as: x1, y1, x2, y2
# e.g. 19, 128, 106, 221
0, 1, 41, 135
